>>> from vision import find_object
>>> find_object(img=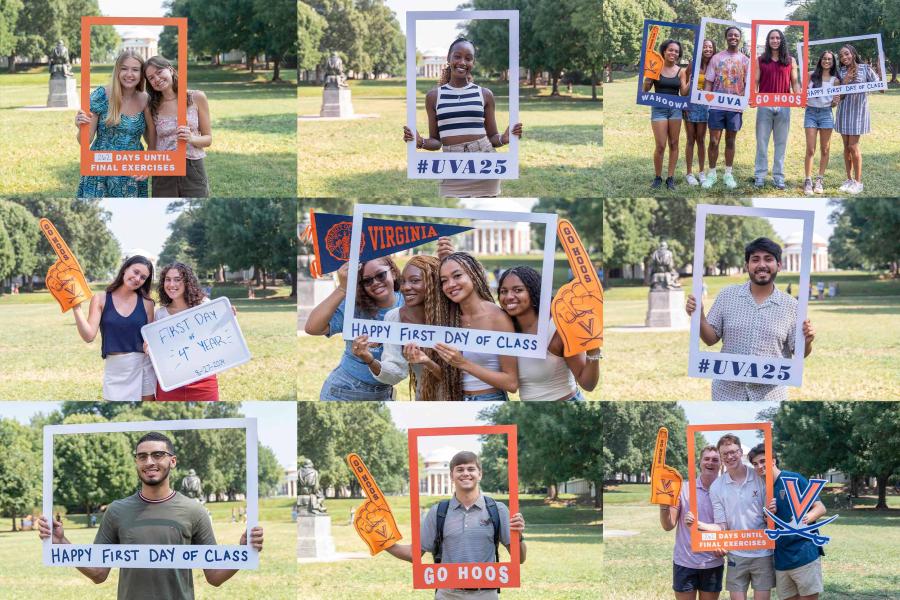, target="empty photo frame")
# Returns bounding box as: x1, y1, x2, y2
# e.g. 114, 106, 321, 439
42, 418, 259, 569
405, 11, 519, 180
688, 204, 814, 388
